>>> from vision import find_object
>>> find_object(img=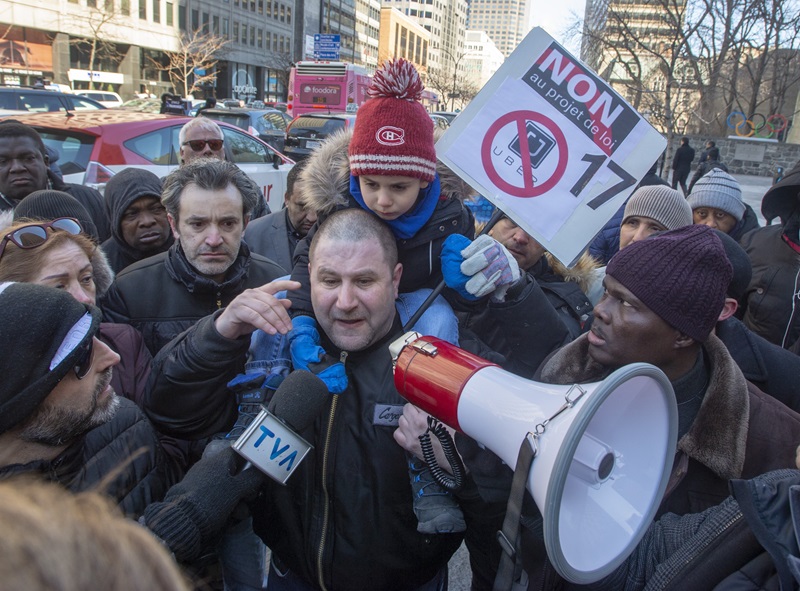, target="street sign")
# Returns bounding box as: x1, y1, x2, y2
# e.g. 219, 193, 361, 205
314, 34, 341, 60
436, 28, 666, 266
